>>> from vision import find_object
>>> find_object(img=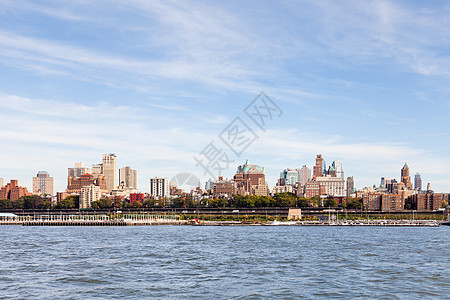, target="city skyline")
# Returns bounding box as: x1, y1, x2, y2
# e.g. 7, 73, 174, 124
1, 1, 450, 192
0, 155, 439, 194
